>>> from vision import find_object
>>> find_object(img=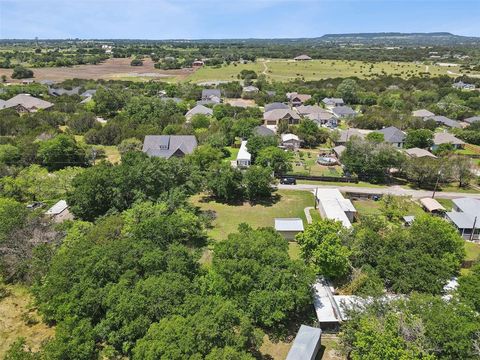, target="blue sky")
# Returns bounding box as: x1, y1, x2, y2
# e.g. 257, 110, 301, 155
0, 0, 479, 39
